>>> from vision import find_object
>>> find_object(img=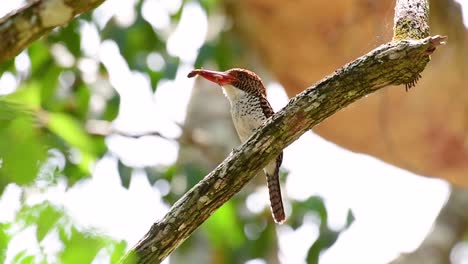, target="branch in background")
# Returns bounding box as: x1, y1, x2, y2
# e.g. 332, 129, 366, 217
86, 119, 223, 164
85, 119, 176, 141
0, 0, 106, 63
389, 187, 468, 264
111, 0, 445, 262
120, 37, 447, 264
